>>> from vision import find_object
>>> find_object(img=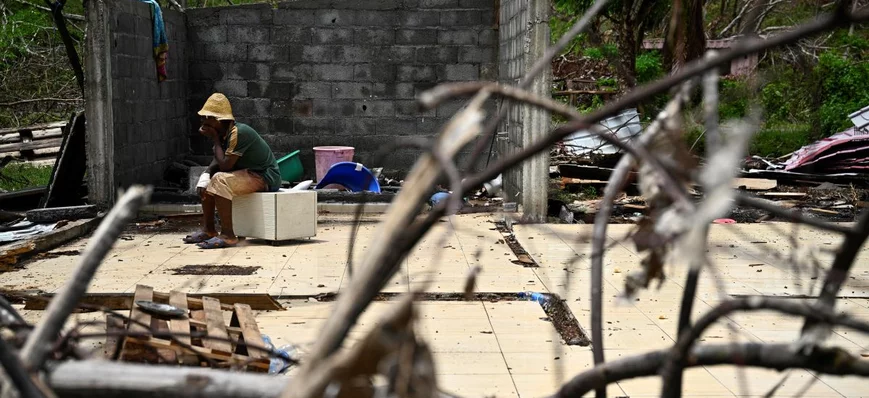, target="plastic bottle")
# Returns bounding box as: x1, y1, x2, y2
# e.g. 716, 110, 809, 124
518, 291, 547, 305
